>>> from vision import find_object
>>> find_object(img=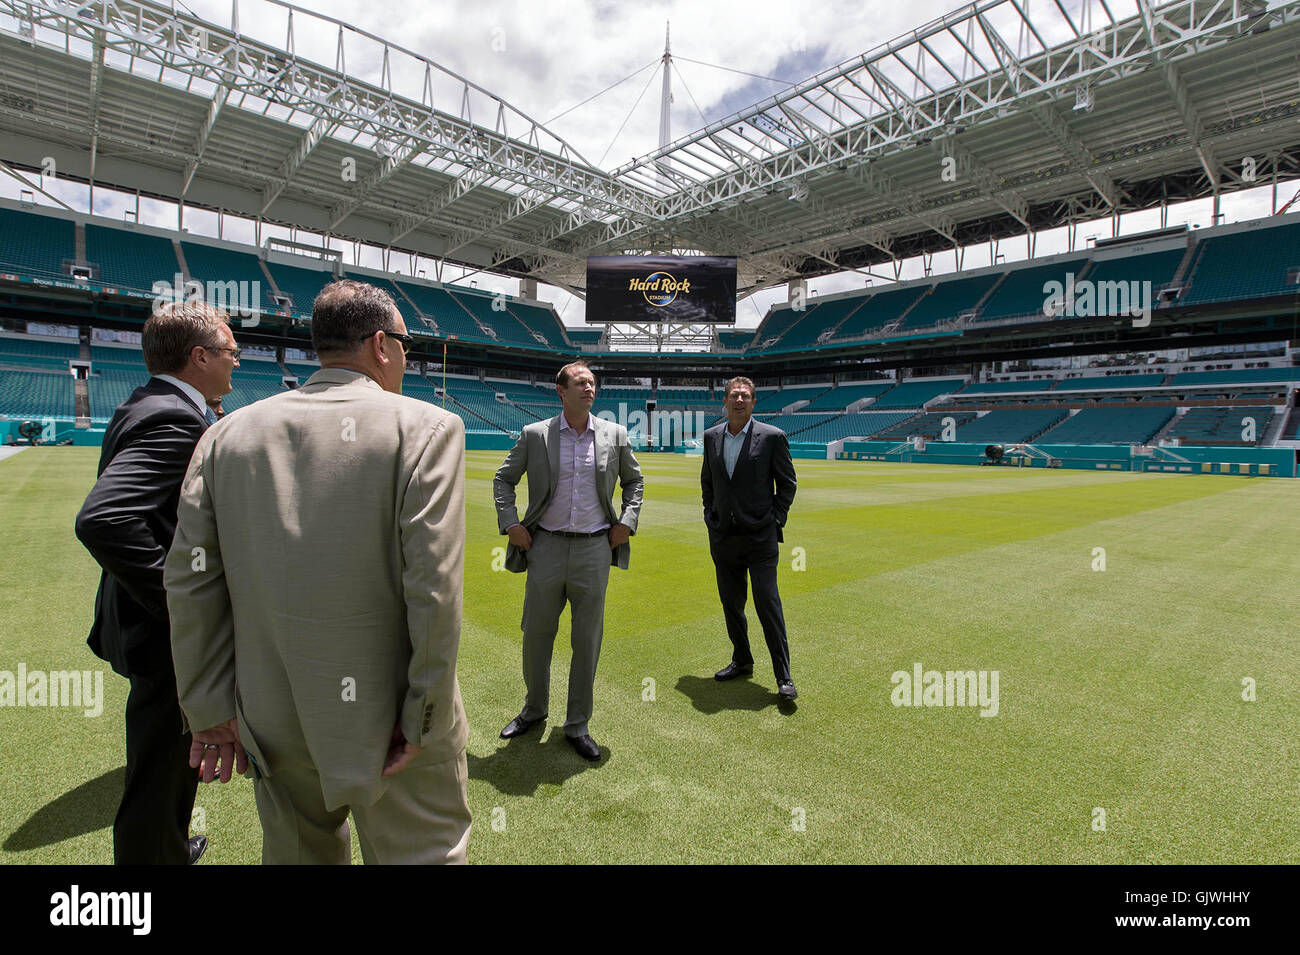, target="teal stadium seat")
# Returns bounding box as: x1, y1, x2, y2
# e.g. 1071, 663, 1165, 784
892, 274, 1000, 332
1183, 220, 1300, 305
0, 369, 75, 419
85, 224, 179, 296
342, 273, 437, 335
0, 208, 76, 282
869, 379, 963, 409
958, 380, 1057, 395
0, 335, 79, 371
752, 413, 838, 436
448, 290, 544, 349
1169, 406, 1275, 445
716, 329, 755, 351
1168, 368, 1300, 387
265, 263, 338, 321
182, 242, 269, 290
870, 410, 977, 440
799, 381, 894, 411
831, 285, 928, 340
566, 328, 606, 349
751, 385, 829, 414
768, 298, 867, 350
954, 408, 1069, 443
1081, 249, 1185, 311
507, 301, 565, 348
752, 304, 805, 347
977, 258, 1089, 321
222, 358, 290, 413
784, 411, 914, 442
1035, 407, 1174, 443
395, 283, 491, 341
1053, 374, 1167, 391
